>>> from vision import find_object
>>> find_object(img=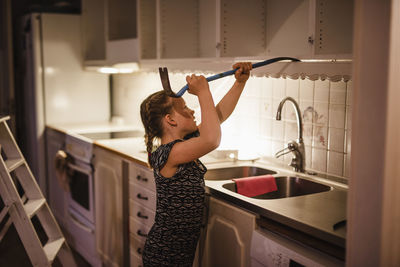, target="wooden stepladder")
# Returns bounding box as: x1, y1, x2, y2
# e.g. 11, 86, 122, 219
0, 116, 76, 267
